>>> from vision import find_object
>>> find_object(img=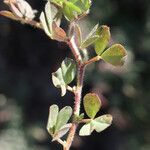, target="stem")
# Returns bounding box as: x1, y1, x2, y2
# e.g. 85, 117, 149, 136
83, 55, 101, 67
64, 38, 85, 150
79, 118, 92, 124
